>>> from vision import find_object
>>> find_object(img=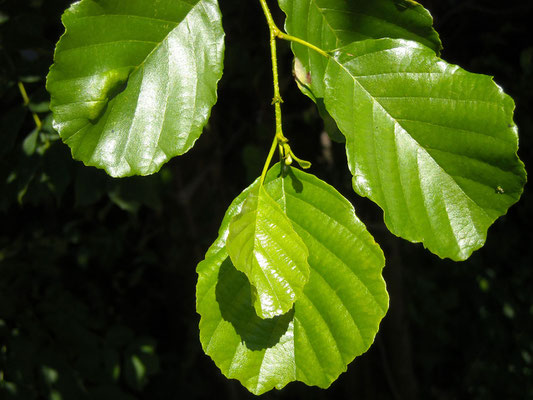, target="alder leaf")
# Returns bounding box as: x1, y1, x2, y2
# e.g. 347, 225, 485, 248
324, 39, 526, 260
227, 184, 310, 319
46, 0, 224, 177
197, 164, 388, 395
279, 0, 441, 99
